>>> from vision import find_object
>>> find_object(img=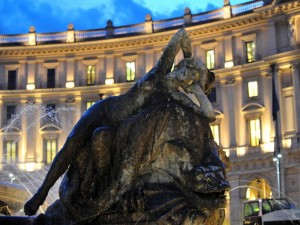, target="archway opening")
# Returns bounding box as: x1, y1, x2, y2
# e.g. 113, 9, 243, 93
246, 178, 272, 200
